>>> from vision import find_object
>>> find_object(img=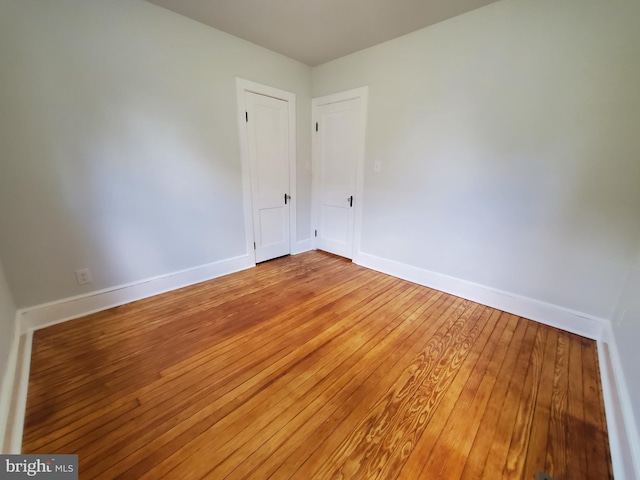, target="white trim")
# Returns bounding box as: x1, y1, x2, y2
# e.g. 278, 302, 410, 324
20, 255, 254, 333
599, 325, 640, 479
312, 86, 368, 261
7, 331, 32, 454
236, 80, 258, 262
4, 247, 637, 472
1, 254, 252, 453
355, 252, 607, 340
235, 78, 298, 261
0, 311, 20, 453
313, 87, 368, 106
356, 251, 640, 476
291, 239, 314, 255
